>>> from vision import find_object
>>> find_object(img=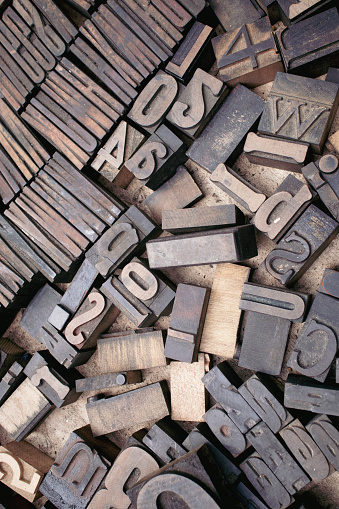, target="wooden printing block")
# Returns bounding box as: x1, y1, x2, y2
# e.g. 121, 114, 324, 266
144, 165, 203, 224
167, 69, 228, 139
146, 224, 258, 269
39, 425, 120, 509
279, 418, 330, 481
164, 283, 210, 363
60, 0, 95, 15
25, 0, 77, 45
87, 443, 160, 509
327, 128, 339, 154
240, 453, 294, 509
211, 163, 266, 214
23, 351, 82, 408
306, 414, 339, 471
63, 289, 119, 350
208, 0, 264, 32
170, 353, 208, 422
86, 381, 170, 436
0, 378, 52, 441
252, 174, 314, 242
203, 404, 250, 458
0, 338, 24, 379
187, 84, 264, 171
0, 441, 53, 502
326, 67, 339, 84
244, 133, 310, 172
162, 204, 244, 234
0, 361, 26, 405
284, 375, 339, 416
175, 0, 206, 16
262, 205, 339, 286
258, 72, 339, 153
238, 373, 293, 433
124, 124, 187, 190
128, 71, 179, 133
127, 444, 238, 509
202, 362, 260, 433
275, 8, 339, 78
91, 121, 145, 187
146, 0, 192, 32
200, 263, 250, 358
142, 418, 188, 464
275, 0, 335, 25
86, 205, 160, 277
302, 154, 339, 220
212, 17, 283, 87
246, 421, 310, 495
287, 269, 339, 382
235, 482, 270, 509
165, 22, 214, 83
0, 52, 30, 111
97, 328, 167, 372
75, 371, 142, 392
